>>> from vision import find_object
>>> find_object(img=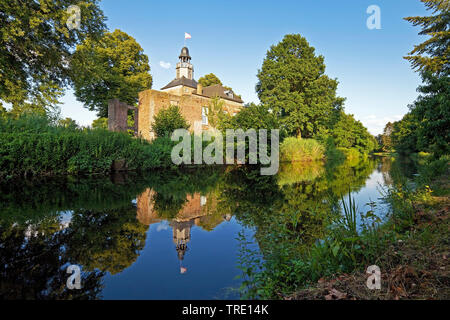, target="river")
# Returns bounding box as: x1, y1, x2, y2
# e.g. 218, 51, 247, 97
0, 156, 413, 299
